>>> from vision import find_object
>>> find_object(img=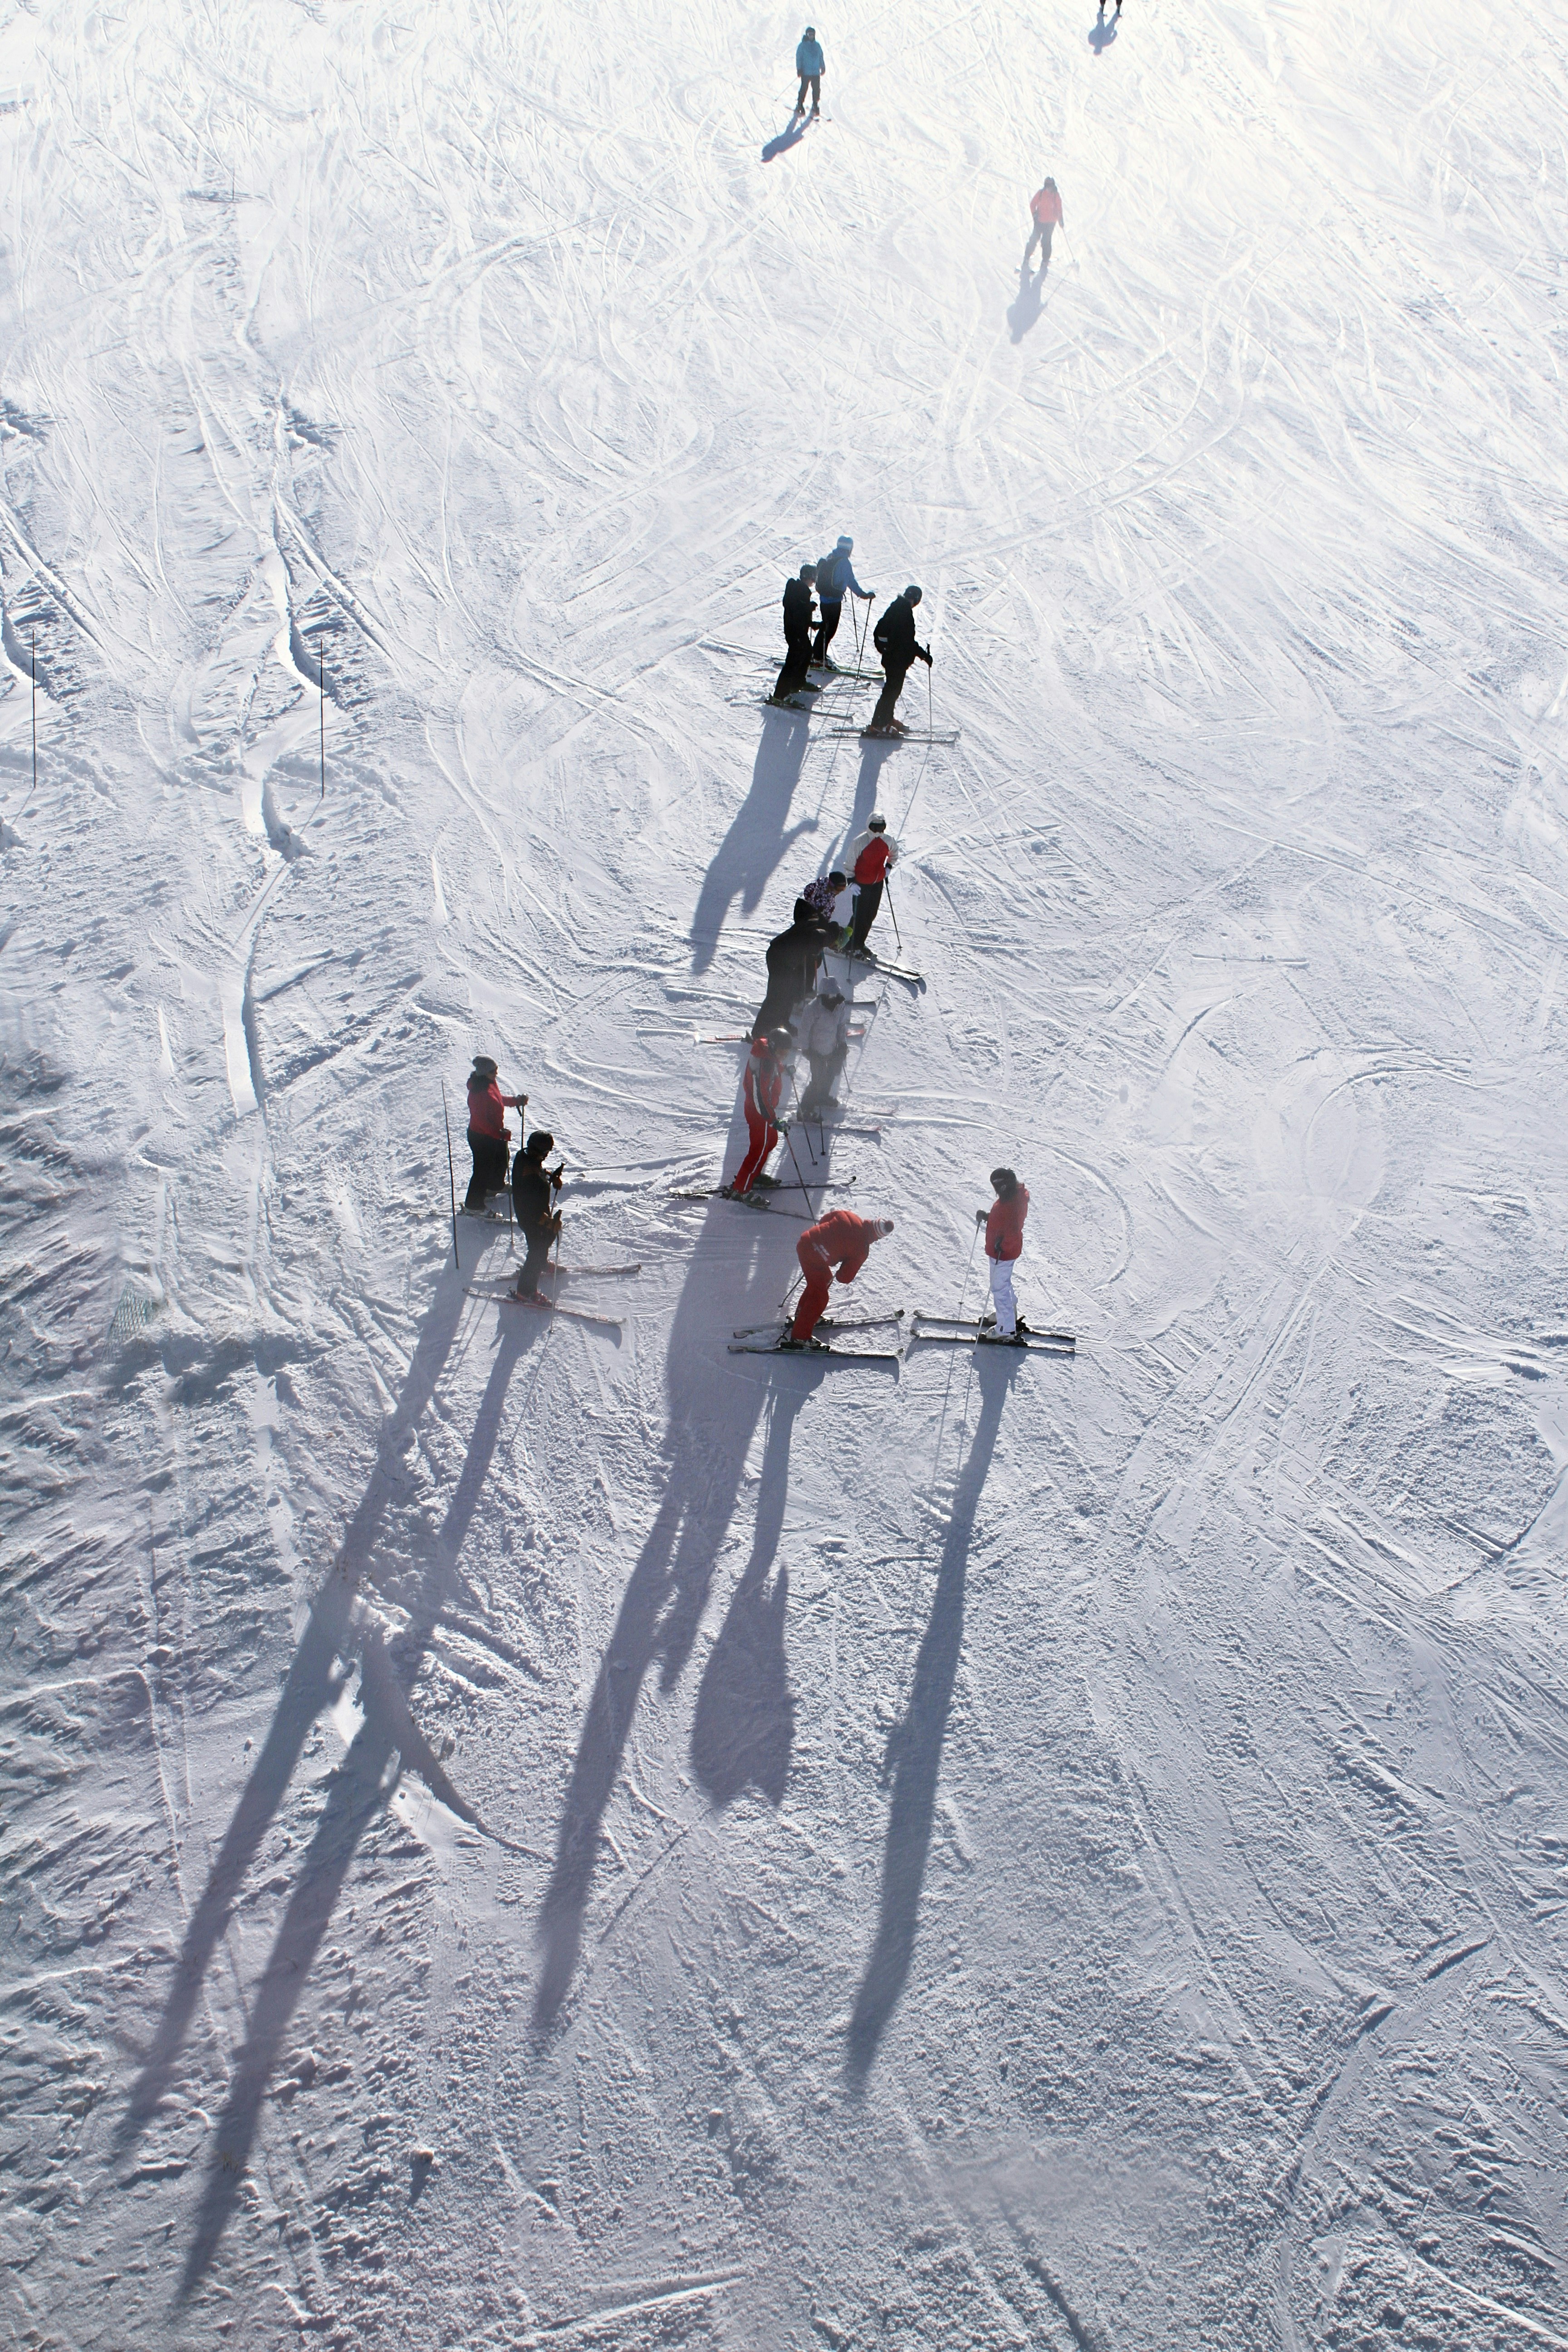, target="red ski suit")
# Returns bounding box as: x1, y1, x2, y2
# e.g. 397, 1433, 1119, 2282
1030, 184, 1063, 228
792, 1209, 881, 1341
734, 1040, 785, 1193
466, 1075, 511, 1141
984, 1183, 1029, 1260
